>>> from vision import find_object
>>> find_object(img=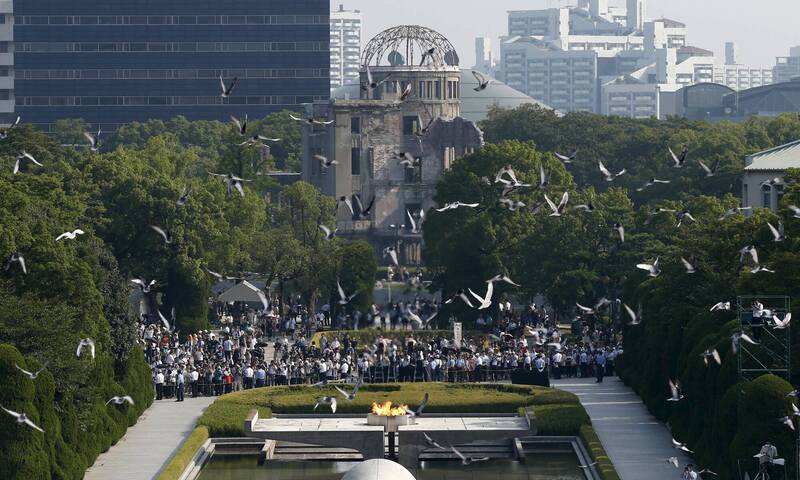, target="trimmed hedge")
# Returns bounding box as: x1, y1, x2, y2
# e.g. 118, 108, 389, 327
0, 343, 153, 479
158, 425, 210, 480
619, 314, 797, 477
580, 424, 621, 480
